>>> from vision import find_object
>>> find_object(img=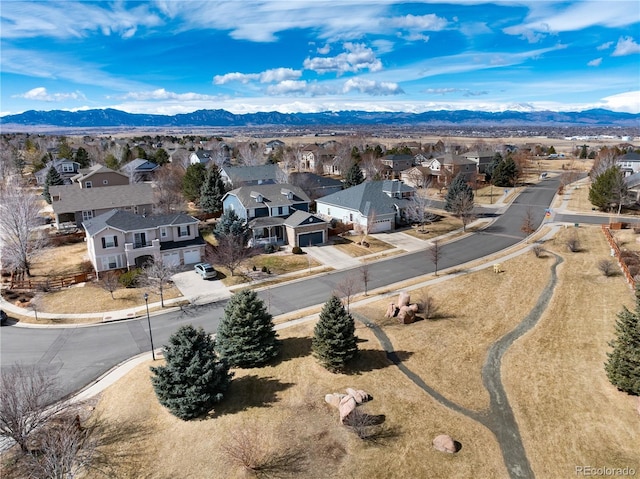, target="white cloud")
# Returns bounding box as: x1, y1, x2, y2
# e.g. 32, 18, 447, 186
341, 78, 403, 95
388, 13, 448, 31
304, 43, 382, 75
424, 88, 488, 96
266, 80, 309, 95
612, 36, 640, 56
600, 90, 640, 113
14, 87, 84, 102
120, 89, 218, 101
587, 58, 602, 67
214, 68, 301, 85
597, 41, 613, 51
317, 44, 331, 55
